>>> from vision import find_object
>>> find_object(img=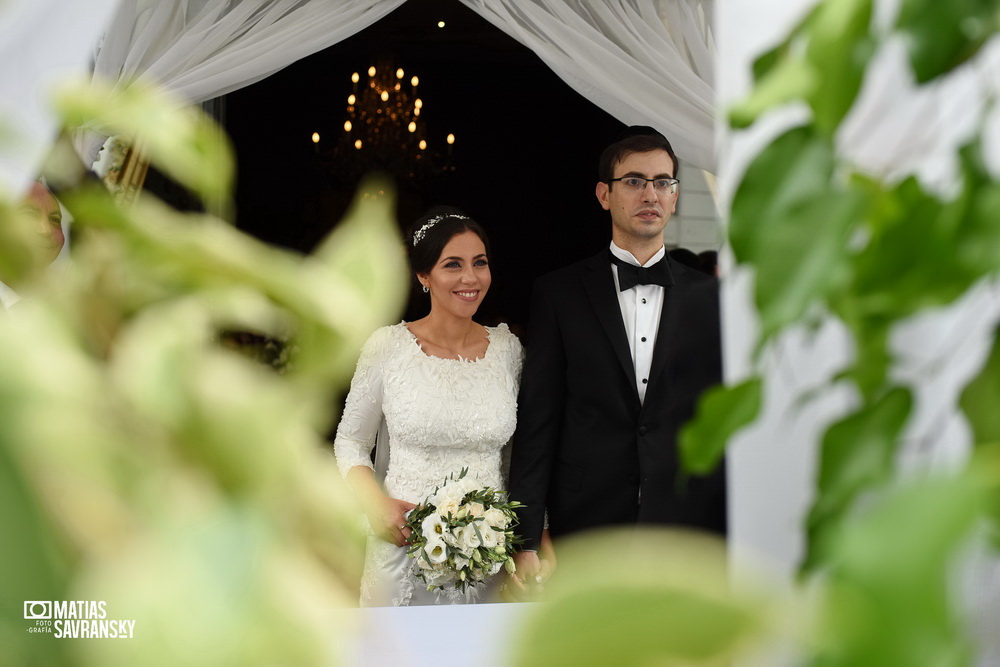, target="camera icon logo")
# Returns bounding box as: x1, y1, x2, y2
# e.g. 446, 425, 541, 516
23, 601, 52, 619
